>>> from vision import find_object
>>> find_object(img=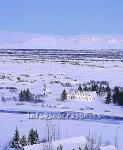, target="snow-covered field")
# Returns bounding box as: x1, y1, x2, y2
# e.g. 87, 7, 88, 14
0, 51, 123, 149
0, 112, 122, 149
